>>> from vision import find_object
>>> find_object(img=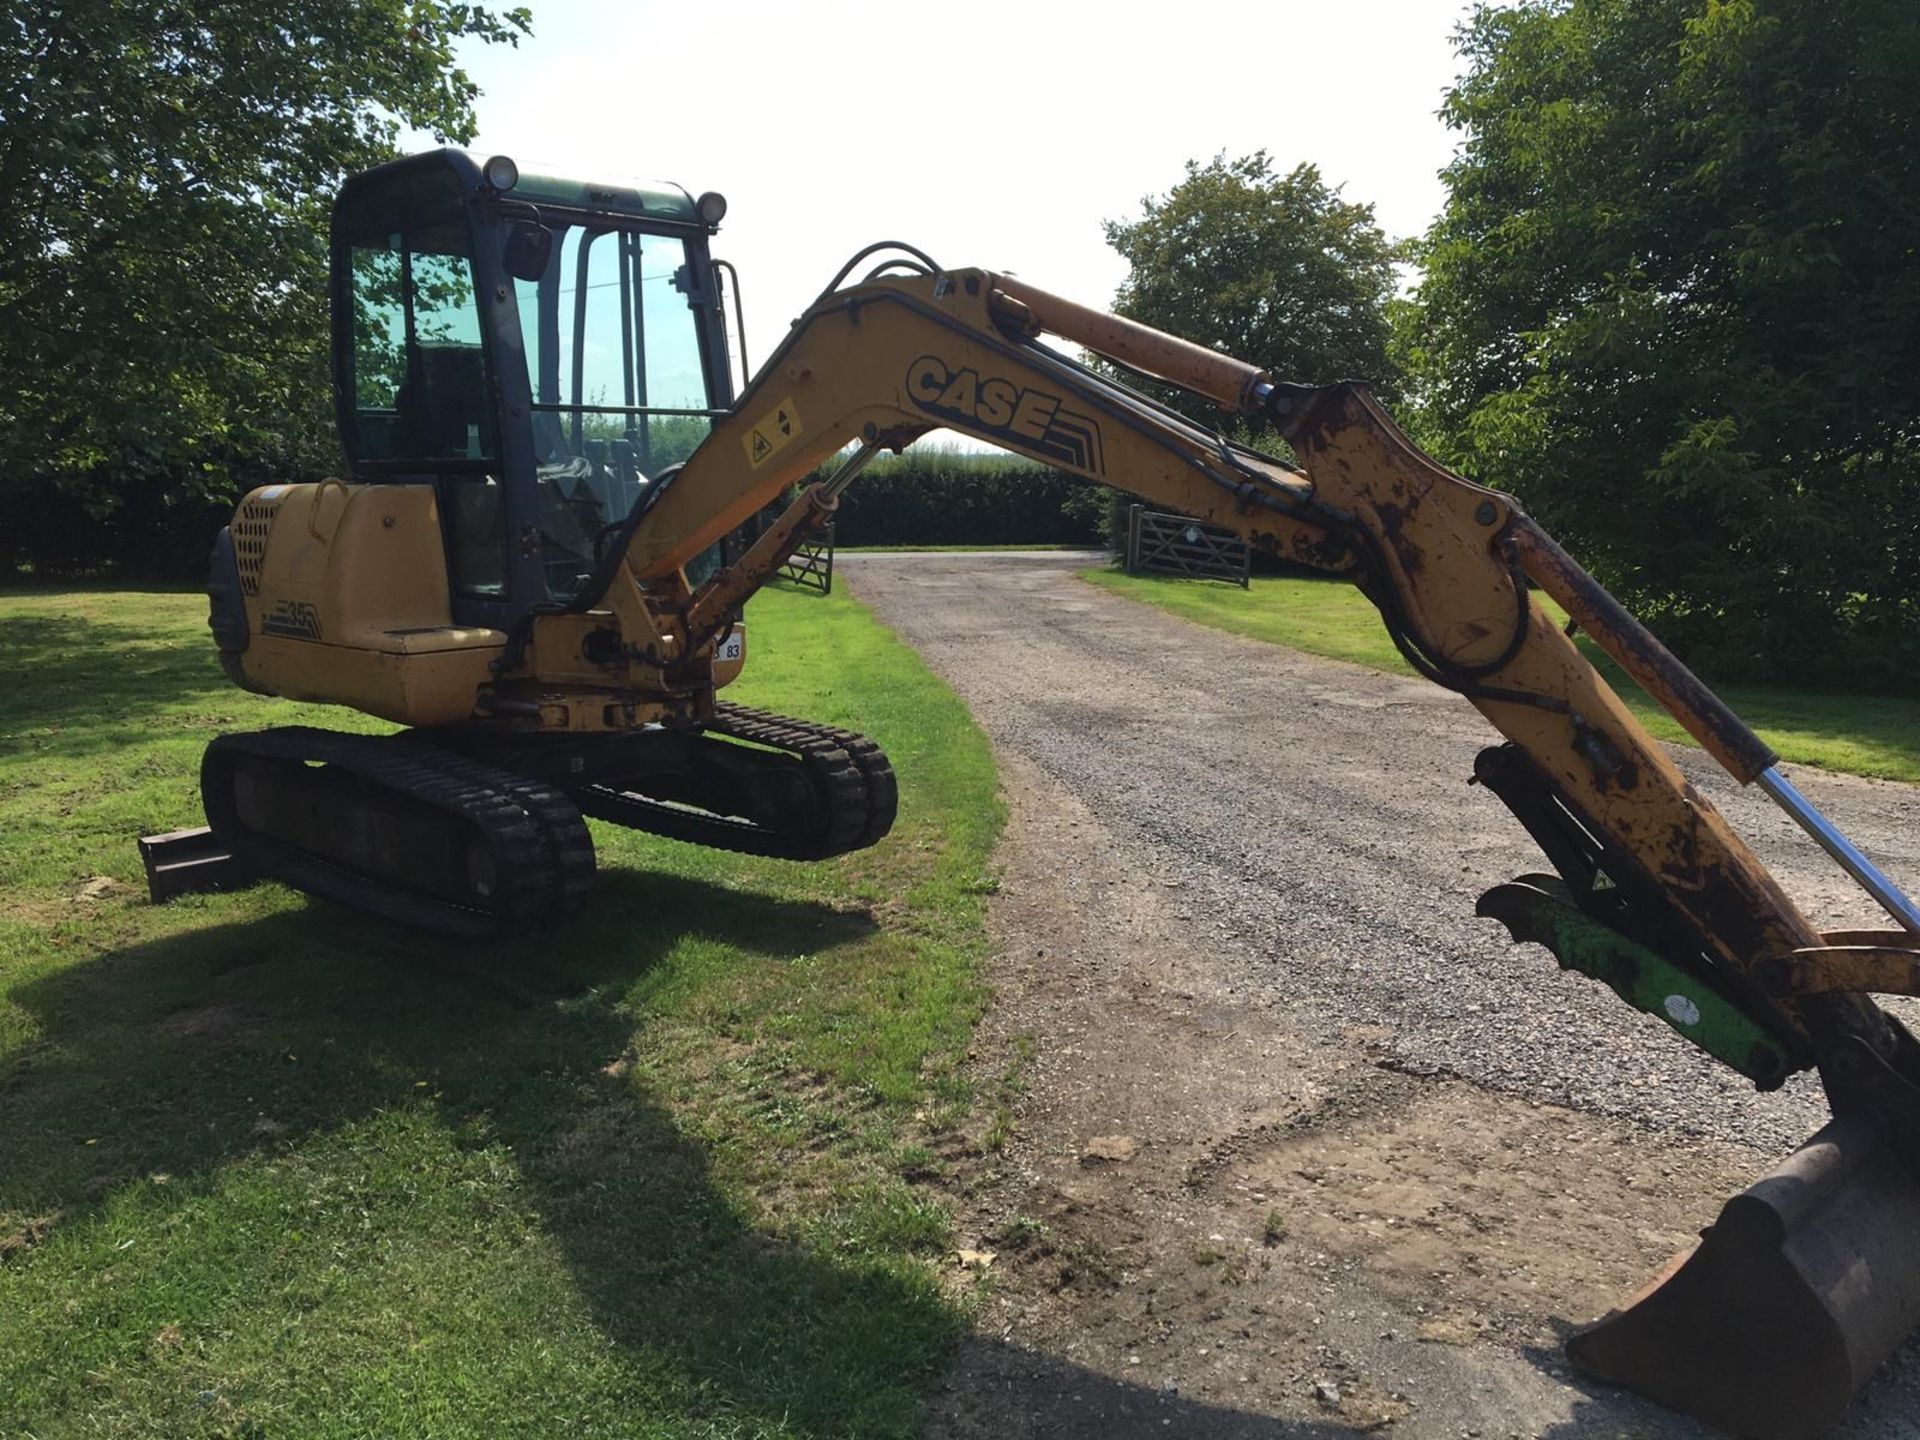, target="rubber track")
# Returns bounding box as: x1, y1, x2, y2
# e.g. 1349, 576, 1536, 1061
403, 741, 598, 919
203, 728, 557, 940
715, 702, 899, 848
576, 703, 896, 861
